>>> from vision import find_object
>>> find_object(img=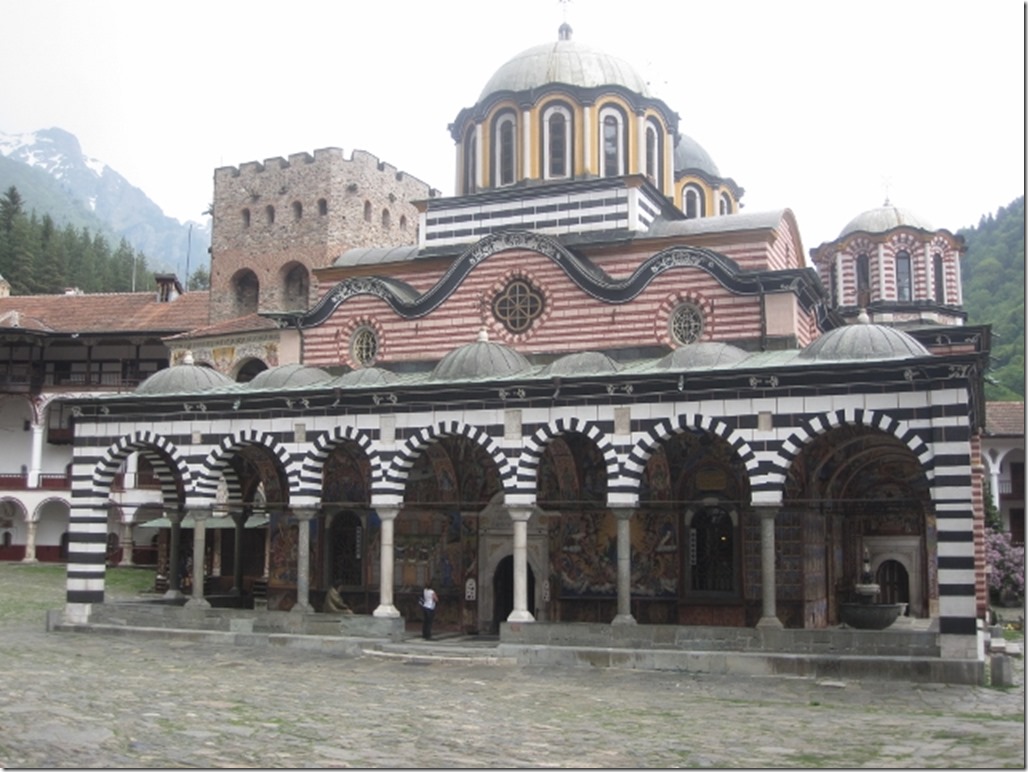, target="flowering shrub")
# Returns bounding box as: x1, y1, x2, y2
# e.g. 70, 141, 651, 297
985, 527, 1025, 603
